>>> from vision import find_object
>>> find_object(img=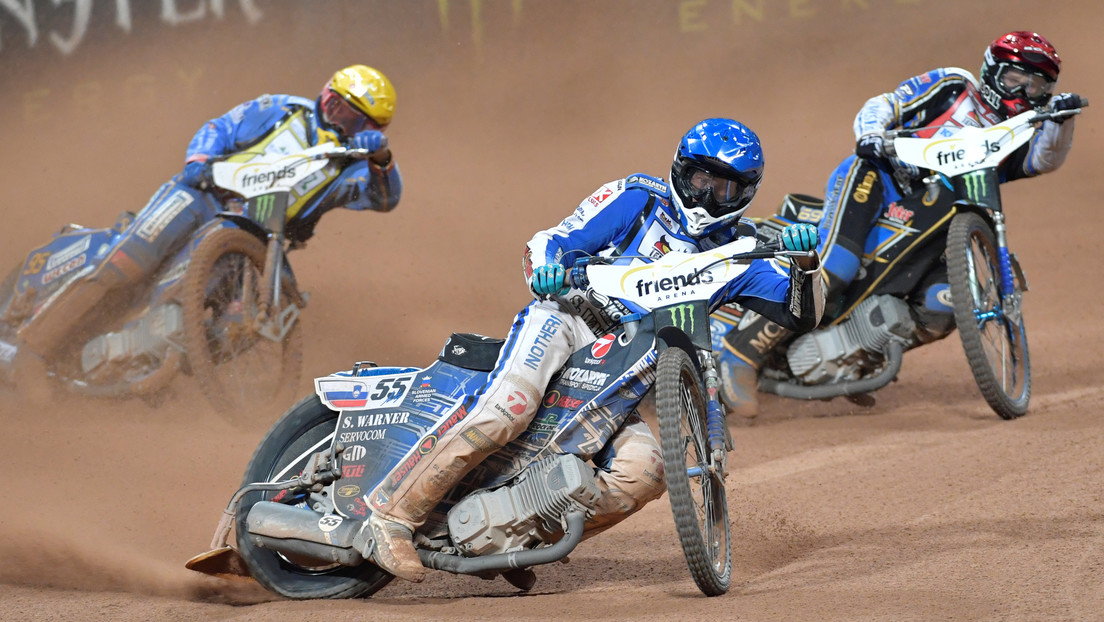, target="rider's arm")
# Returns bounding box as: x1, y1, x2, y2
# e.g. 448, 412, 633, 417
183, 94, 305, 164
319, 159, 403, 213
854, 68, 975, 139
710, 257, 825, 333
1003, 118, 1076, 180
523, 181, 644, 282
